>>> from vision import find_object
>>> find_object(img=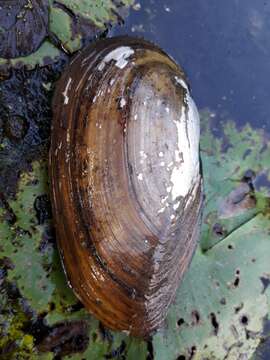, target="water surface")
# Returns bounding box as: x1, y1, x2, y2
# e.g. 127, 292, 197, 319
113, 0, 270, 132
